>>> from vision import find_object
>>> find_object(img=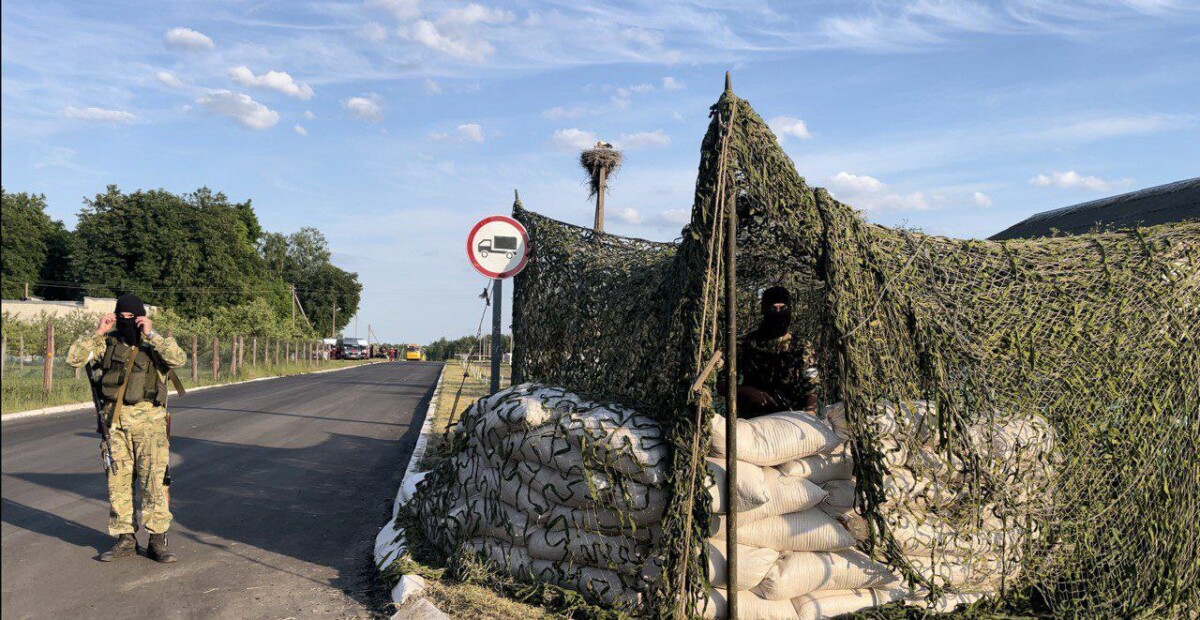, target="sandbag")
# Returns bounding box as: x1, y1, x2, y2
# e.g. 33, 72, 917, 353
705, 541, 781, 590
711, 410, 842, 466
742, 467, 827, 523
531, 560, 640, 607
707, 457, 770, 514
907, 556, 1003, 590
704, 588, 800, 620
752, 550, 898, 600
793, 588, 910, 620
776, 447, 853, 484
712, 509, 855, 552
821, 479, 855, 510
526, 525, 648, 574
464, 538, 536, 578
